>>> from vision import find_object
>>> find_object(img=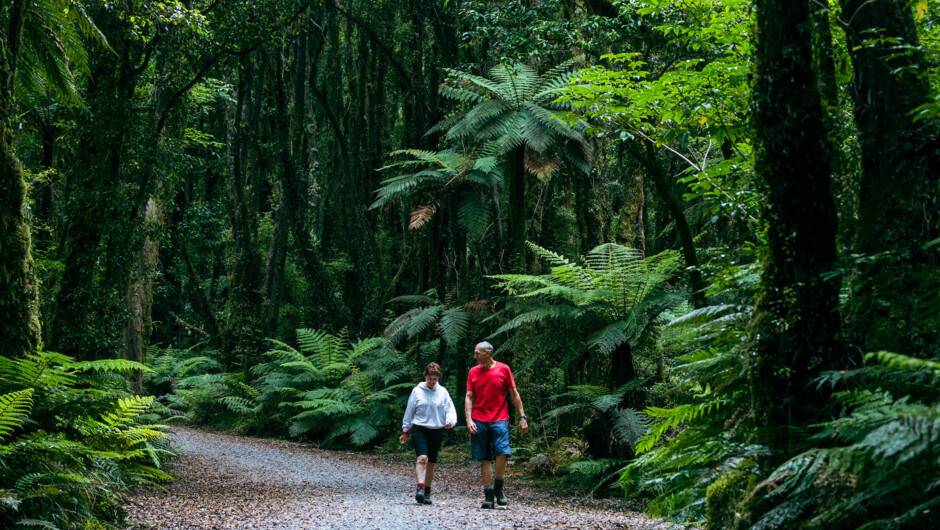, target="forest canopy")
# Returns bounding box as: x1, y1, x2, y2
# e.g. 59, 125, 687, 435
1, 0, 938, 528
